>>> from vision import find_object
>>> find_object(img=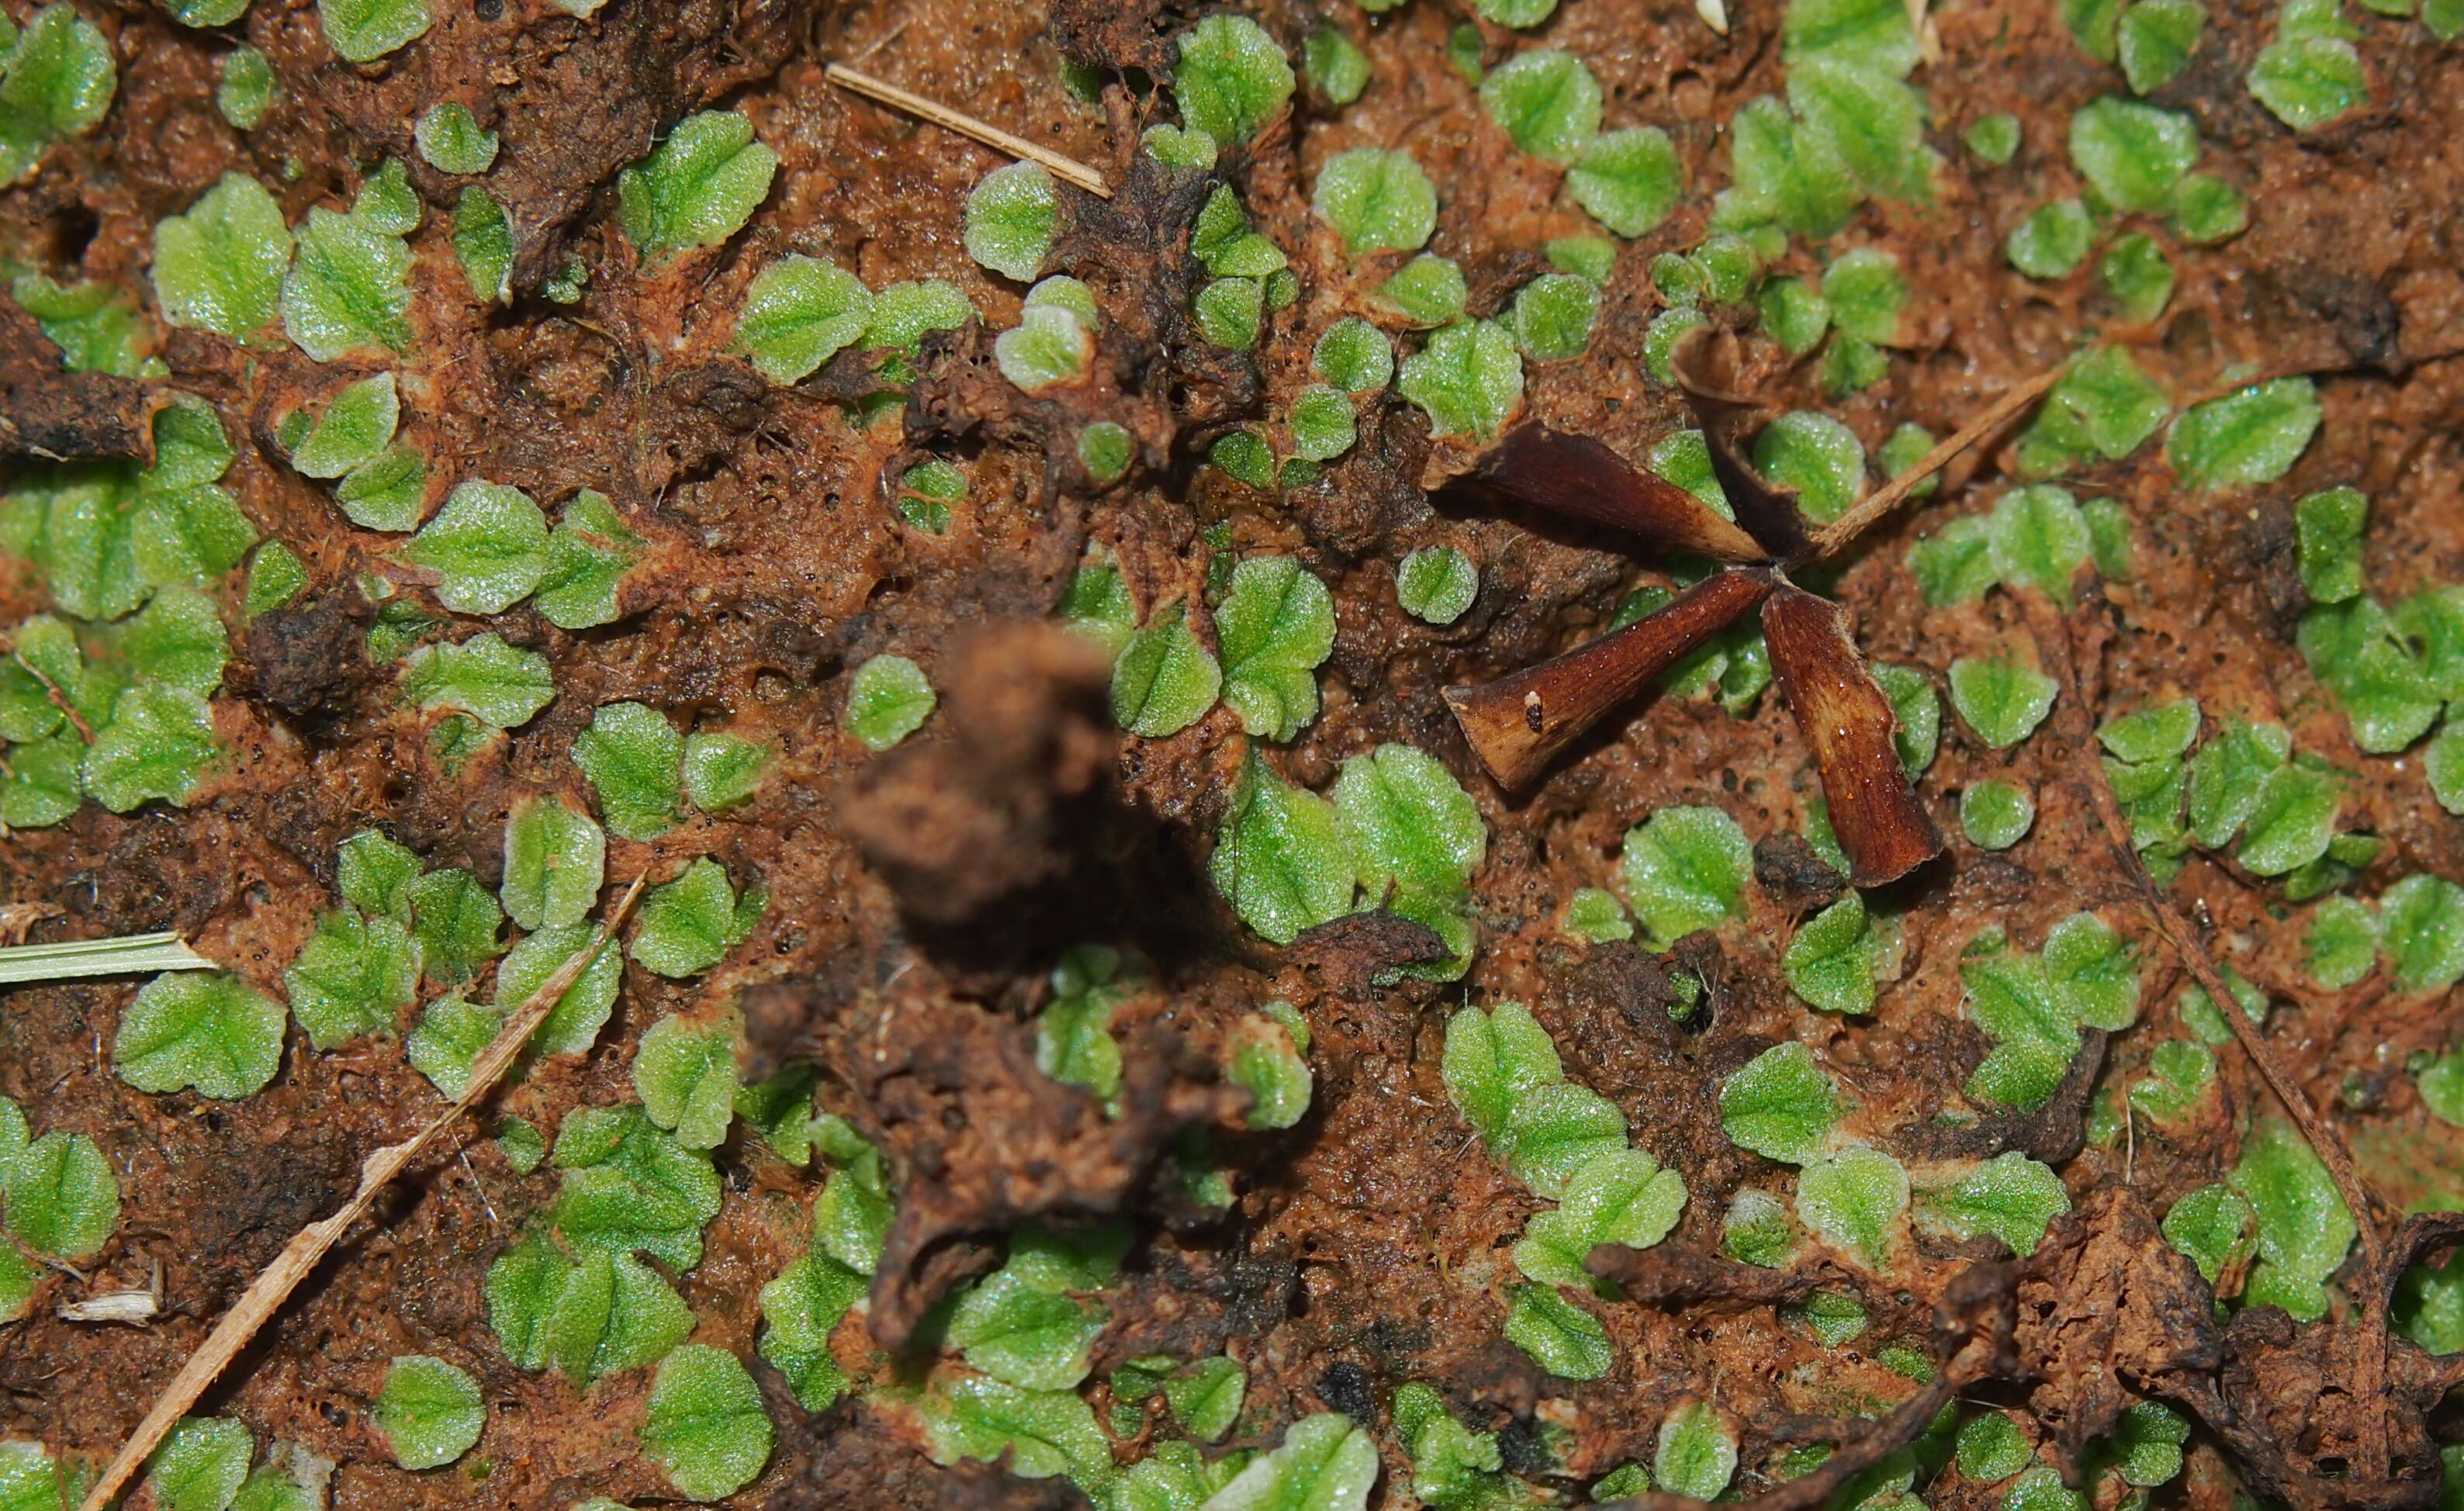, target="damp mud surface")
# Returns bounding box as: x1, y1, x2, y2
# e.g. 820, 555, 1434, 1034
4, 0, 2464, 1507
